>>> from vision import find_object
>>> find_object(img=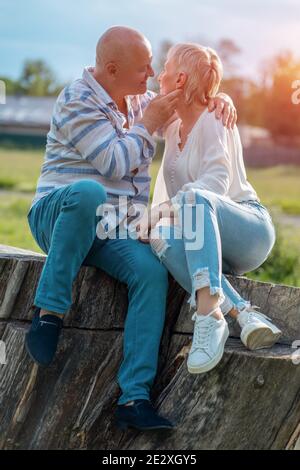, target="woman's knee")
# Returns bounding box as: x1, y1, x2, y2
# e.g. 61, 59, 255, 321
181, 189, 216, 208
150, 224, 178, 262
